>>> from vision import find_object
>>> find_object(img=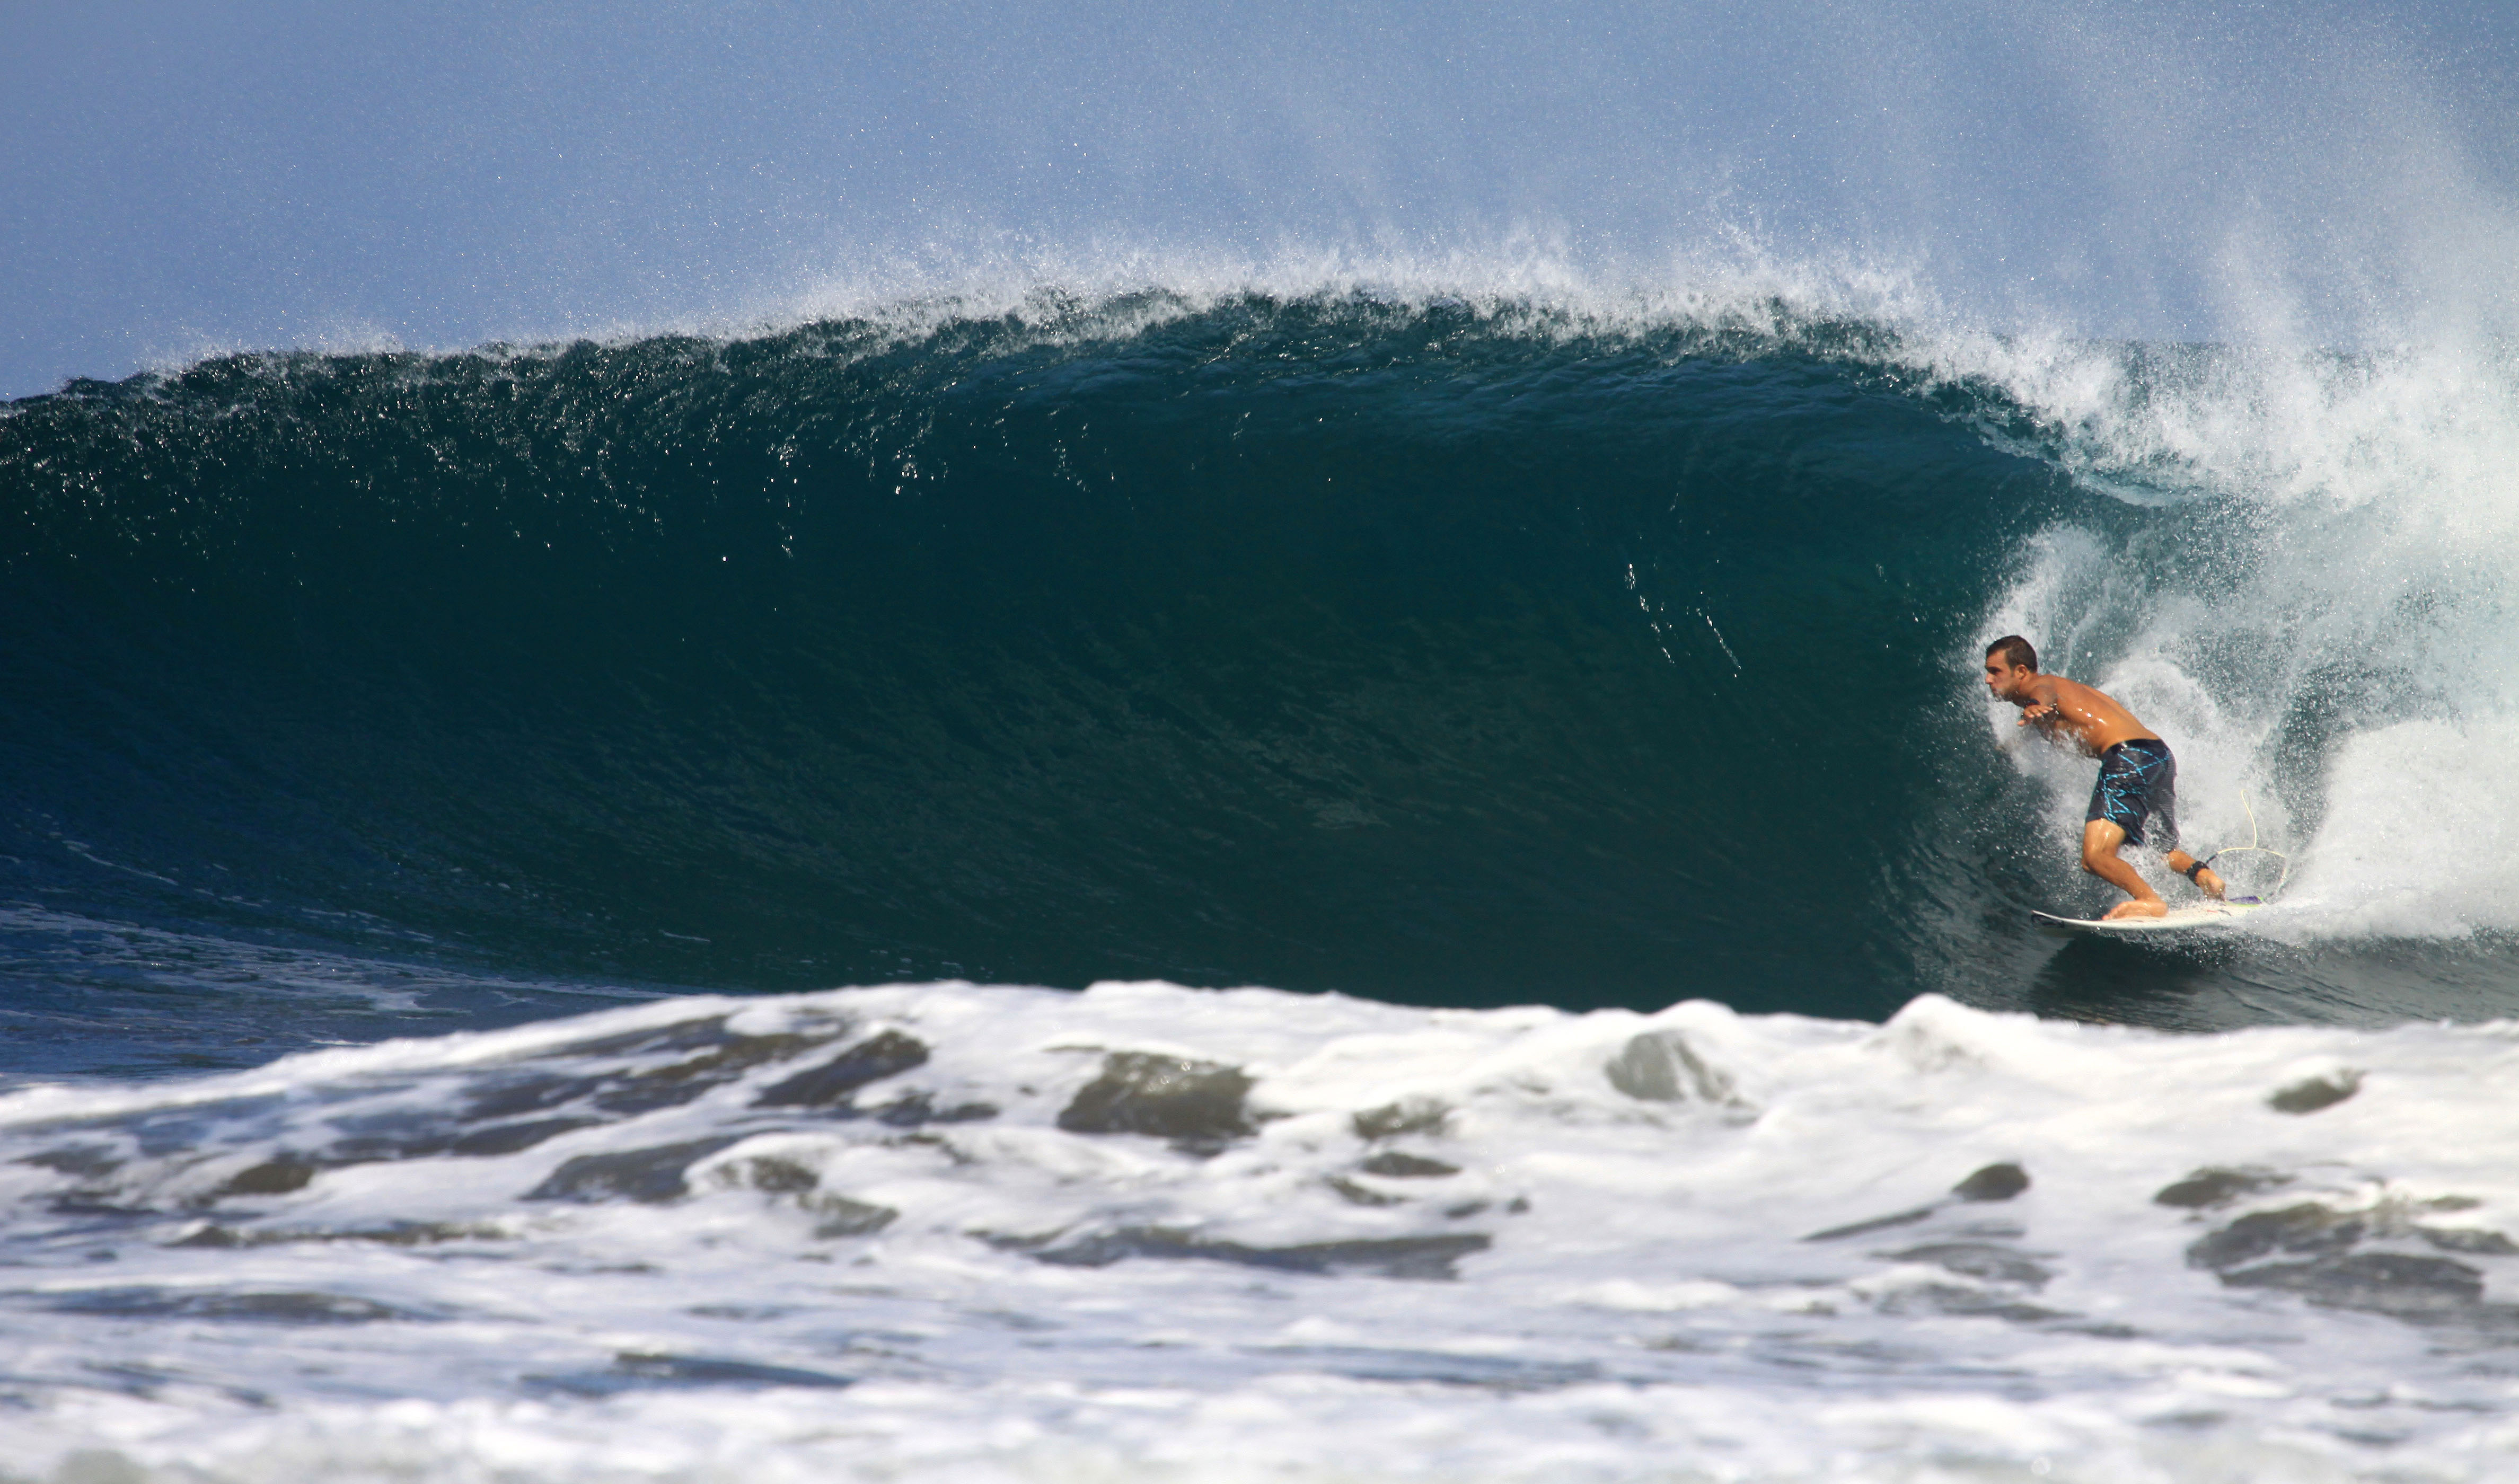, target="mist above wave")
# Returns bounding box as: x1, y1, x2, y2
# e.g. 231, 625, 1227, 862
12, 0, 2517, 401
